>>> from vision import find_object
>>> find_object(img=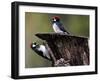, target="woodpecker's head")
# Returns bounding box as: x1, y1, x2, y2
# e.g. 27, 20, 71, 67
31, 42, 39, 49
52, 16, 60, 22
